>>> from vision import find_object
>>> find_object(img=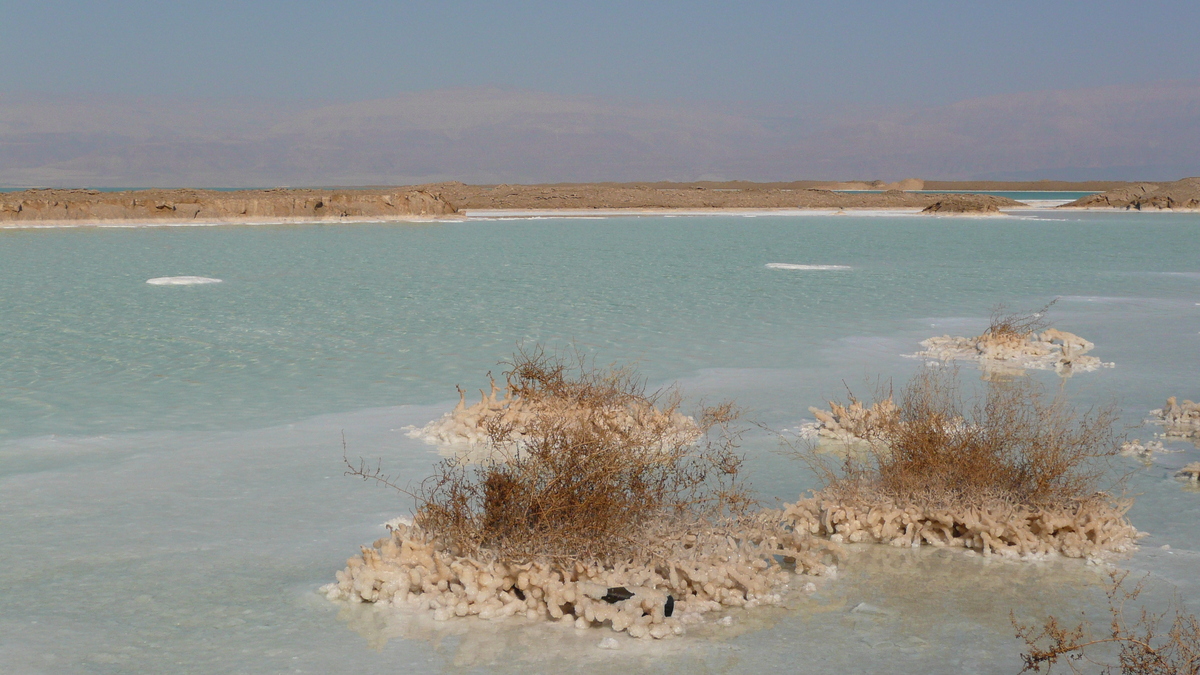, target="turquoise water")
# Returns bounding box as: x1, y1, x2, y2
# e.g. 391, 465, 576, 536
1, 211, 1198, 673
